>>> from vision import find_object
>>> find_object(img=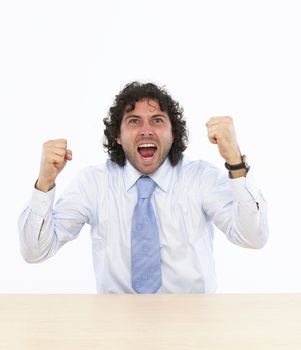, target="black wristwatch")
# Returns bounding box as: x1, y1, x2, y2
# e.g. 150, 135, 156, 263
225, 155, 250, 173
